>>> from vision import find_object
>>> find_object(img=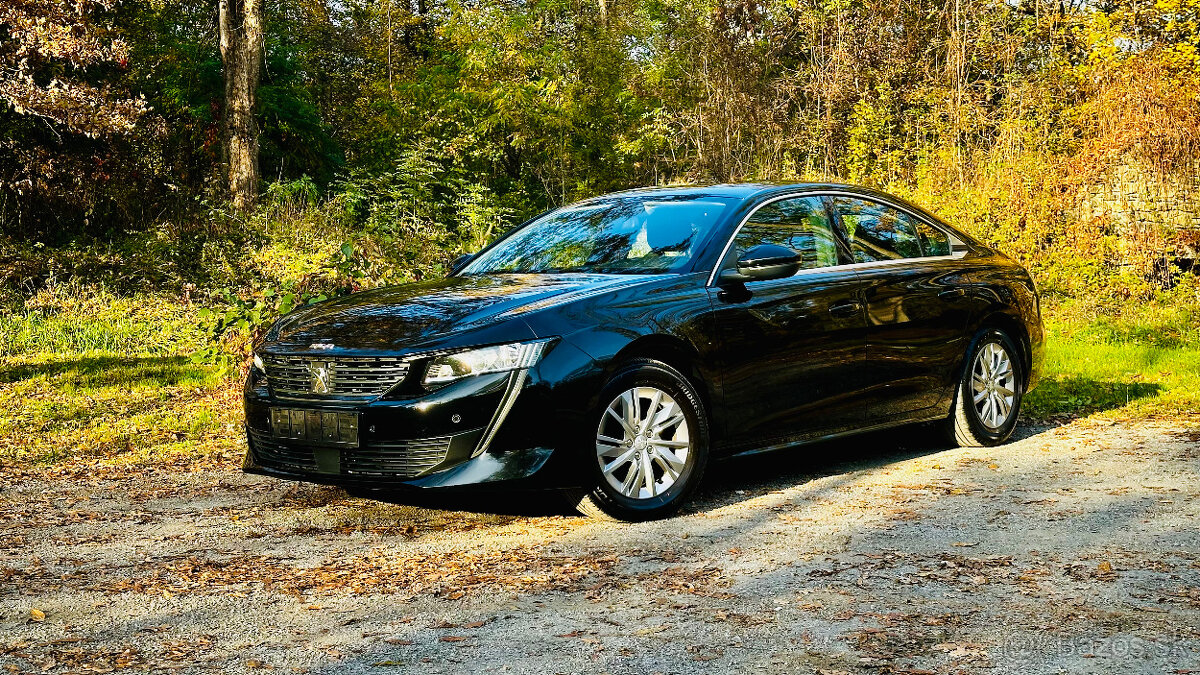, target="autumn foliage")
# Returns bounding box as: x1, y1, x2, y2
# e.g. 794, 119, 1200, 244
0, 0, 1198, 306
